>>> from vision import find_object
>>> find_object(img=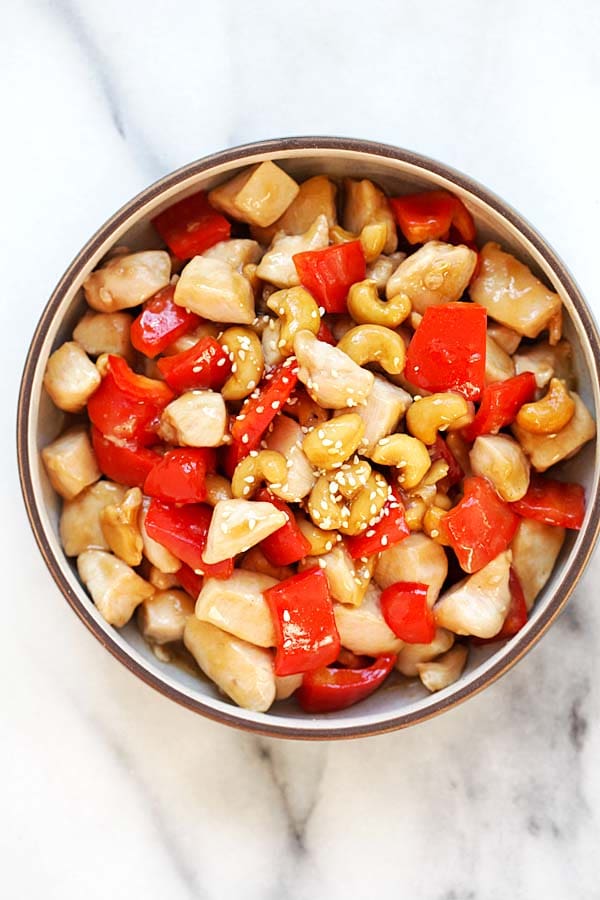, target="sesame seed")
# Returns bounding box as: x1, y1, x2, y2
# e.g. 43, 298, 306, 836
256, 405, 264, 414
248, 518, 257, 530
271, 400, 280, 409
381, 535, 389, 546
242, 434, 249, 444
216, 358, 226, 367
